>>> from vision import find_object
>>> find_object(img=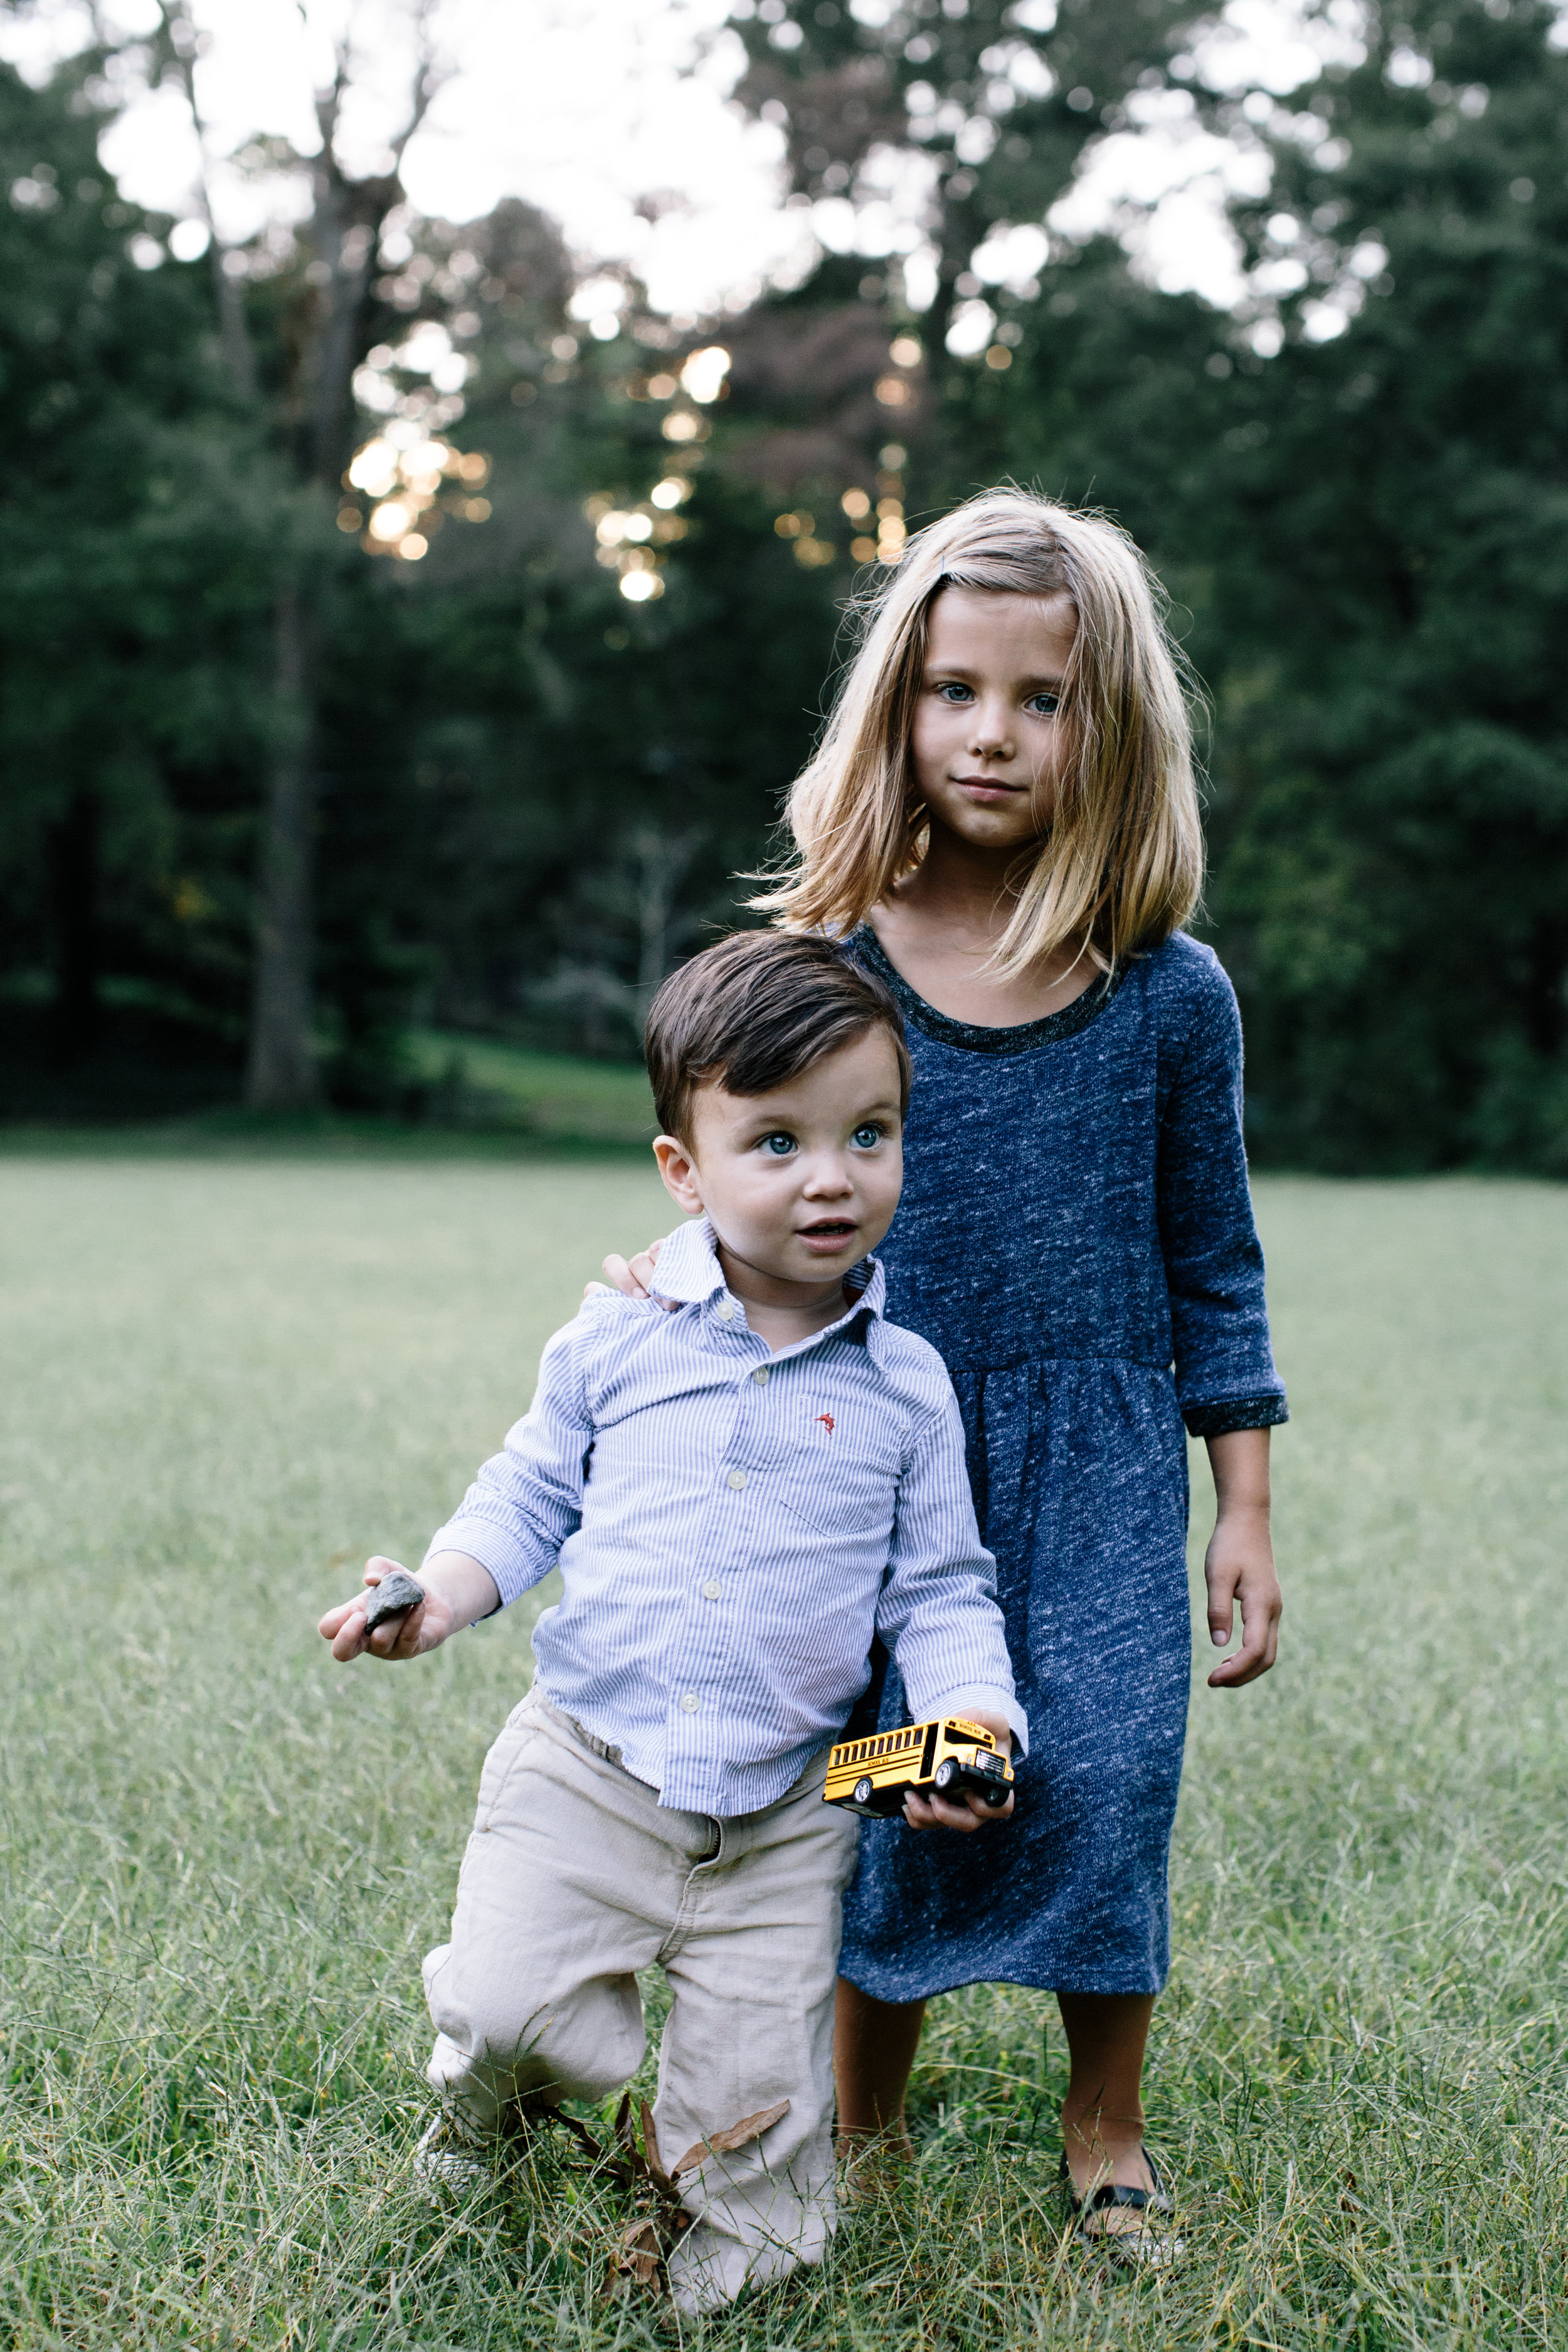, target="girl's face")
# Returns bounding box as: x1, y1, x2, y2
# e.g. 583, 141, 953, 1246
910, 585, 1077, 854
